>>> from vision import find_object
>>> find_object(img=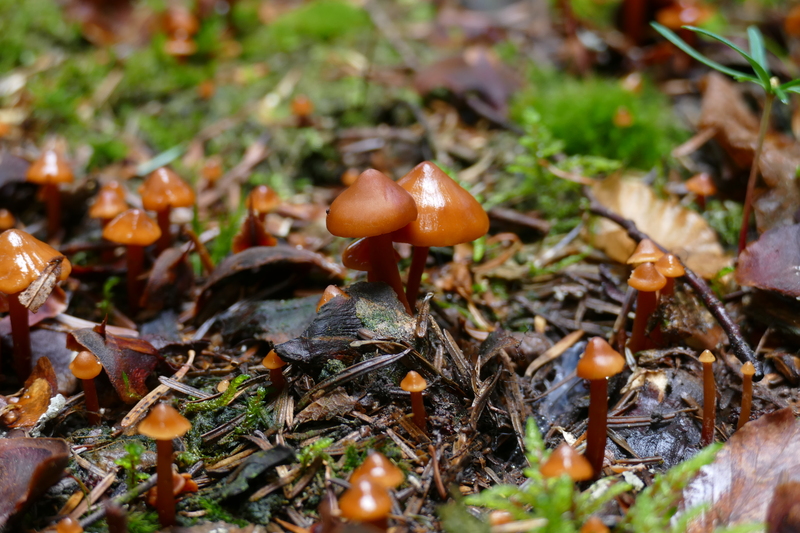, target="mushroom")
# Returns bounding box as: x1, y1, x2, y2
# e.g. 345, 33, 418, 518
627, 262, 666, 353
26, 148, 74, 241
89, 184, 128, 227
316, 285, 348, 312
685, 173, 717, 211
737, 361, 755, 430
699, 350, 716, 446
0, 209, 14, 231
339, 477, 393, 531
140, 167, 195, 253
392, 162, 489, 309
291, 94, 314, 127
580, 516, 610, 533
349, 451, 405, 489
56, 517, 83, 533
400, 370, 428, 432
231, 209, 276, 253
654, 253, 685, 298
626, 238, 664, 266
326, 169, 417, 313
576, 337, 626, 477
102, 209, 161, 314
138, 403, 192, 527
342, 237, 401, 283
246, 185, 281, 221
539, 442, 593, 481
0, 229, 71, 379
262, 350, 287, 392
163, 4, 199, 59
69, 350, 103, 425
